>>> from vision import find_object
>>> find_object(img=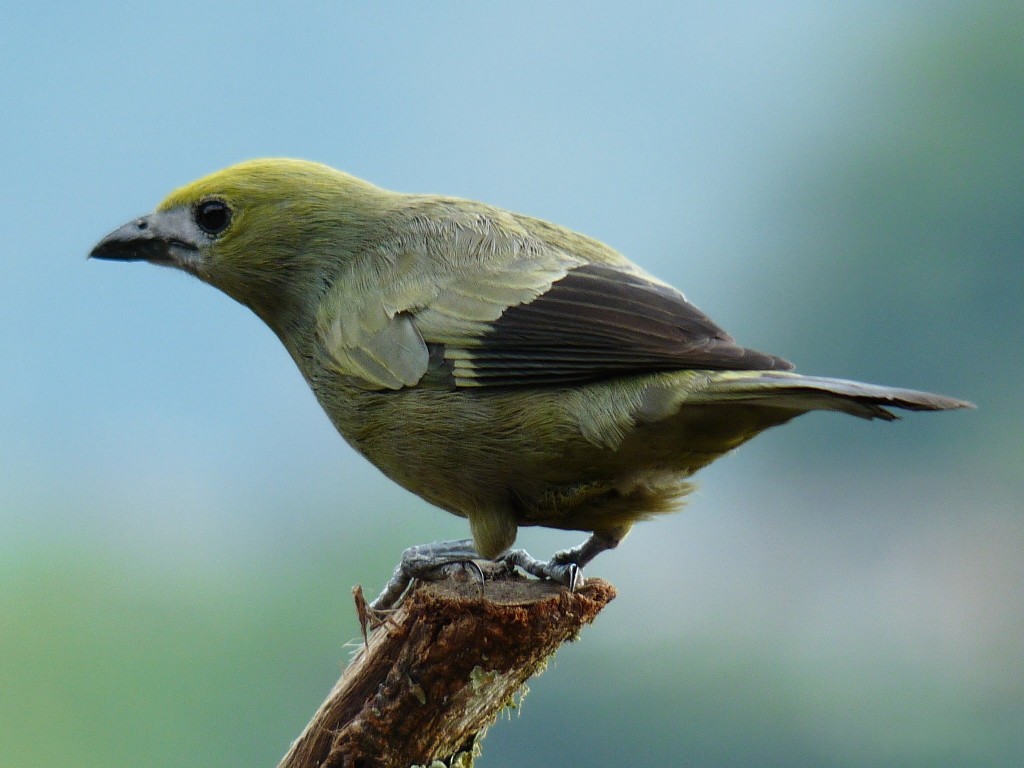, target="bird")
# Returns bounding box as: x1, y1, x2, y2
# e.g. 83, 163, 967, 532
90, 158, 973, 607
